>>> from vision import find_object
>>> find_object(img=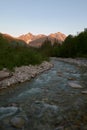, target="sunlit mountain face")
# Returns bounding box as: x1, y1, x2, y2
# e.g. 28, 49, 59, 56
18, 32, 66, 47
0, 32, 66, 47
